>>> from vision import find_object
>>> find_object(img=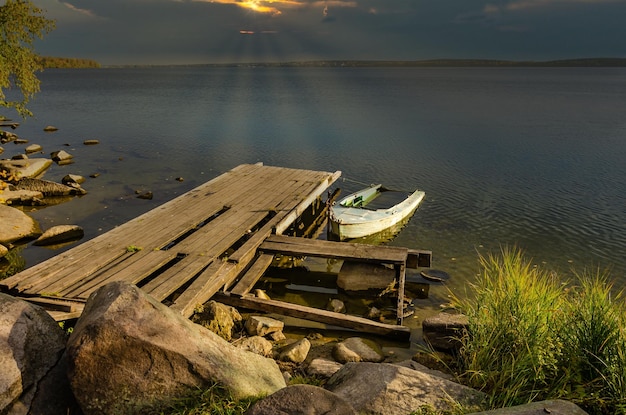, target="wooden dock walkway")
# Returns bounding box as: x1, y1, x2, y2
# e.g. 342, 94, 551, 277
1, 163, 430, 339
